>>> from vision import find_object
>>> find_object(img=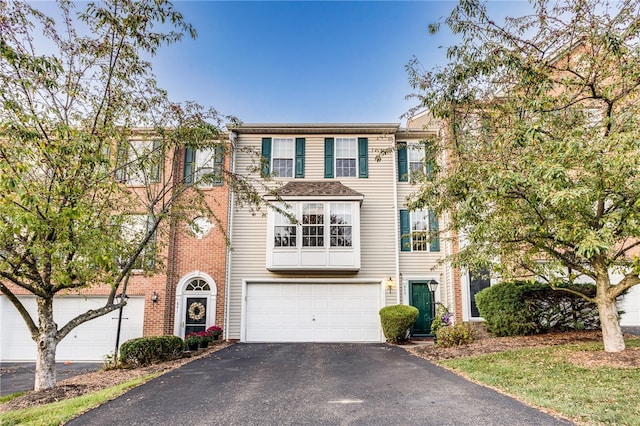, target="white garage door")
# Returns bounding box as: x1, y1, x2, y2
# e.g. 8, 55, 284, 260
0, 296, 144, 362
619, 285, 640, 327
245, 282, 382, 342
